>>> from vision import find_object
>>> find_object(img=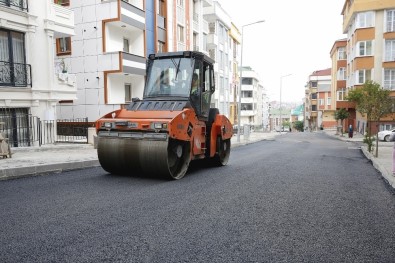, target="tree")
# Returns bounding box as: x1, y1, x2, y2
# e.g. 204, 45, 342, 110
334, 108, 350, 136
346, 80, 393, 156
293, 120, 304, 132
